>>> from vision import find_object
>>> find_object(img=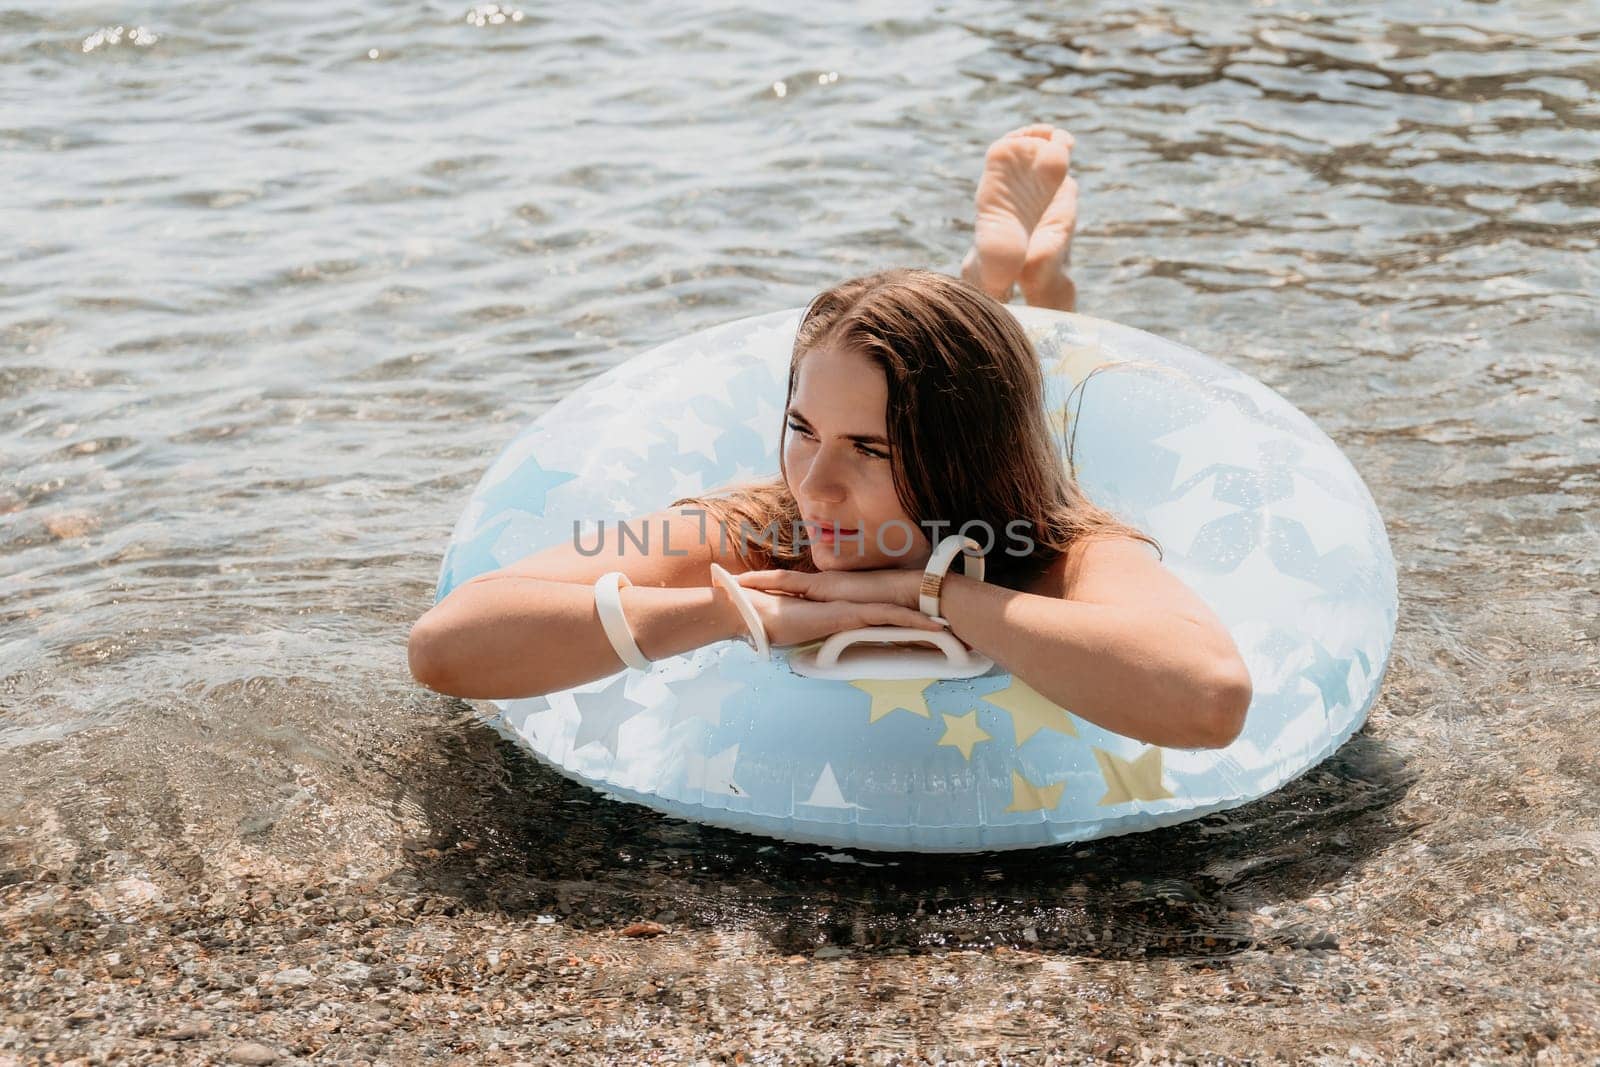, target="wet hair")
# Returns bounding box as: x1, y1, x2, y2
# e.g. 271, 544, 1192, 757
671, 267, 1160, 590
